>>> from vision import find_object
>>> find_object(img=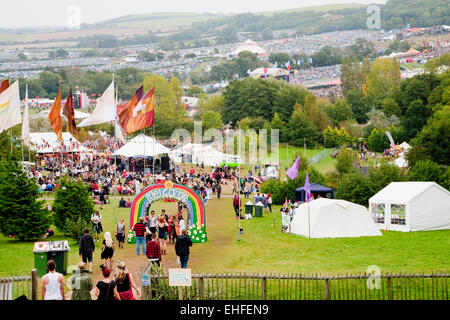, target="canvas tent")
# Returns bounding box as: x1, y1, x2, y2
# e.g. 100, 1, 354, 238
113, 134, 170, 158
369, 182, 450, 232
29, 132, 91, 153
170, 143, 243, 167
290, 198, 382, 238
295, 183, 335, 202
